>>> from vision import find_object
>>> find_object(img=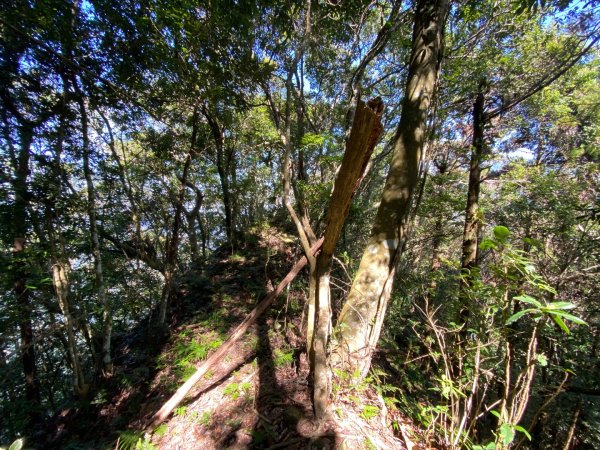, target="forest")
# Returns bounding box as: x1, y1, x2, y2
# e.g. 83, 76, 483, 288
1, 0, 599, 448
